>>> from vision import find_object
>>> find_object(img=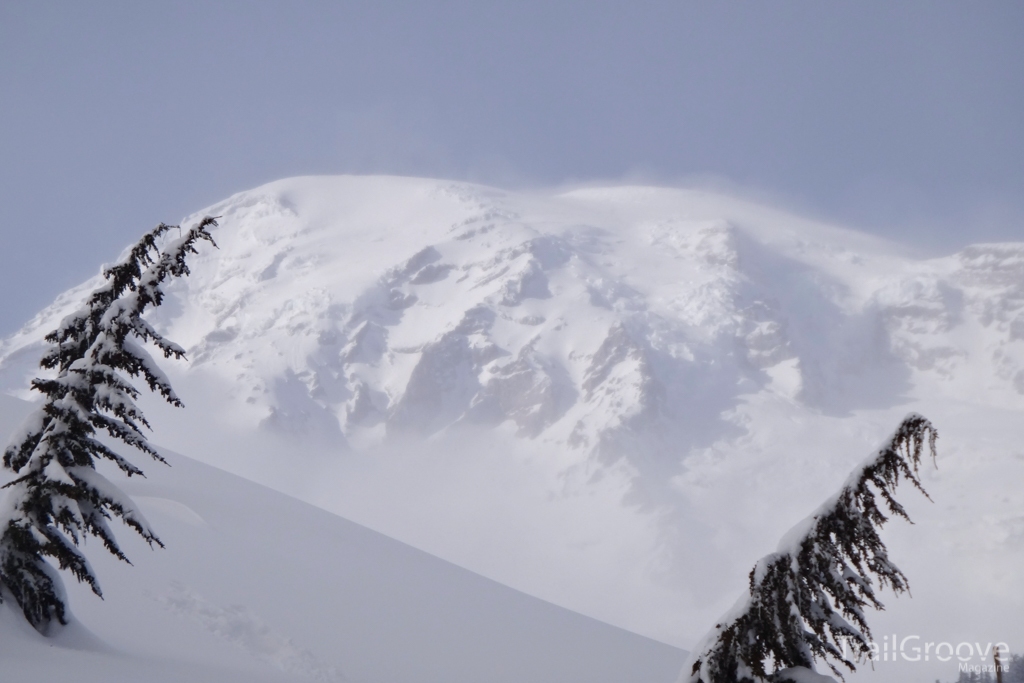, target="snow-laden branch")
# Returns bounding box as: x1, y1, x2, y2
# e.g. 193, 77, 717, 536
0, 217, 217, 633
682, 413, 938, 683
